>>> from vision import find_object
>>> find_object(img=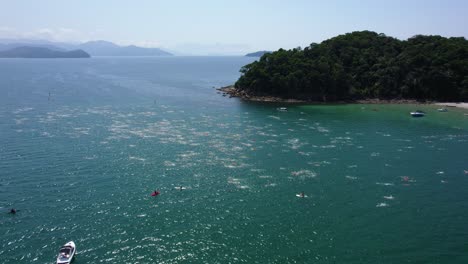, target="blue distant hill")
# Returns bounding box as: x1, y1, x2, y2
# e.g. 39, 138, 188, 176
245, 51, 272, 57
0, 43, 66, 52
0, 46, 90, 58
0, 39, 173, 57
78, 40, 173, 56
